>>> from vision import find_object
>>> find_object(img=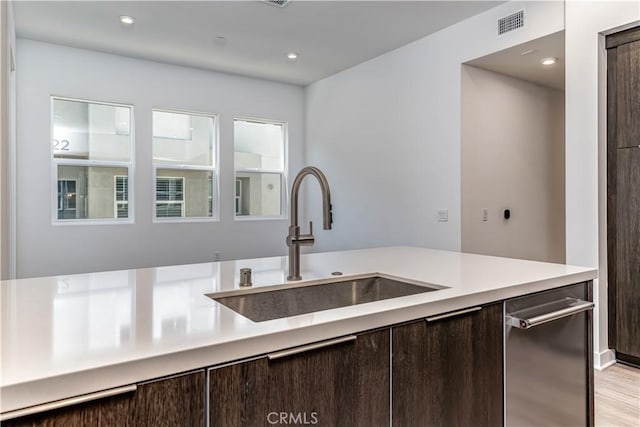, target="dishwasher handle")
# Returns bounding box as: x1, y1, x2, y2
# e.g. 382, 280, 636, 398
506, 298, 594, 329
